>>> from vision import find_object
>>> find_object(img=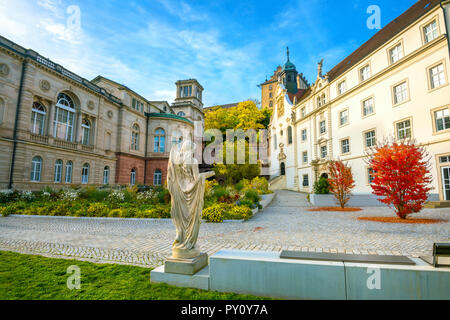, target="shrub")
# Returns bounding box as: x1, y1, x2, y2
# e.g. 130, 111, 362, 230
226, 206, 253, 220
87, 203, 109, 217
50, 203, 69, 216
249, 177, 270, 195
238, 199, 256, 209
0, 190, 18, 204
157, 188, 171, 204
139, 206, 171, 219
79, 187, 109, 202
244, 189, 260, 204
212, 186, 229, 200
202, 204, 231, 223
108, 209, 123, 218
367, 140, 432, 219
313, 177, 330, 194
60, 189, 79, 202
